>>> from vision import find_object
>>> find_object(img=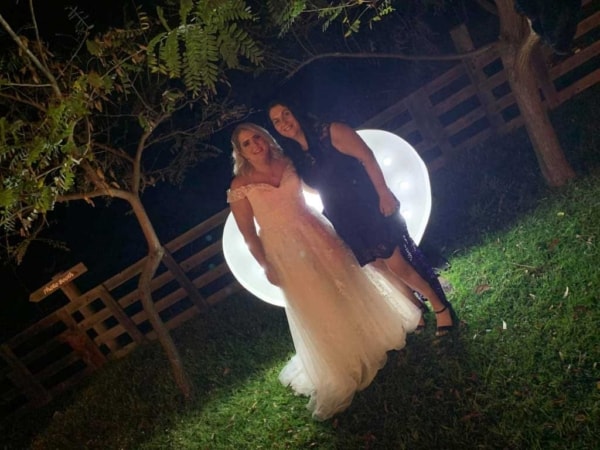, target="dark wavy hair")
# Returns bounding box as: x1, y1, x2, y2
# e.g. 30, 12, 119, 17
266, 99, 328, 174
